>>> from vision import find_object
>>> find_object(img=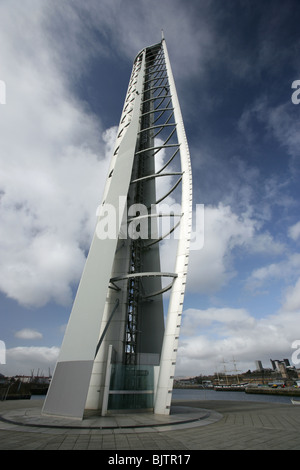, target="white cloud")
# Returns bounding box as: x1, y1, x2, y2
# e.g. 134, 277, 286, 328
238, 96, 300, 173
289, 221, 300, 241
265, 102, 300, 160
245, 231, 285, 255
186, 204, 254, 293
181, 307, 254, 337
246, 253, 300, 291
5, 346, 59, 376
175, 273, 300, 377
175, 300, 299, 377
160, 201, 286, 296
14, 329, 43, 340
281, 276, 300, 312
